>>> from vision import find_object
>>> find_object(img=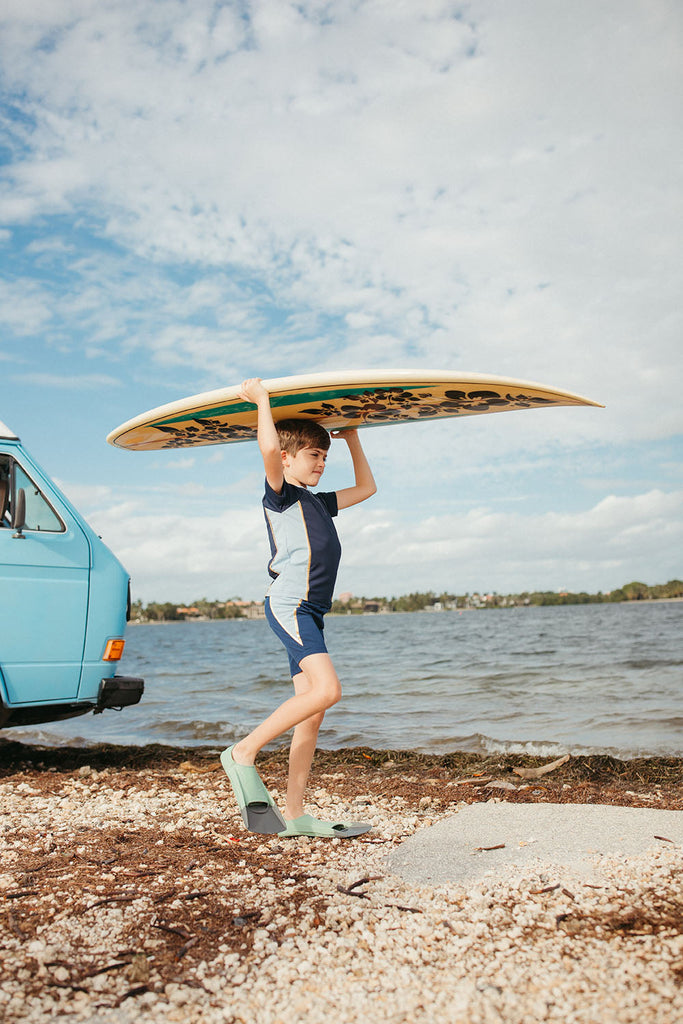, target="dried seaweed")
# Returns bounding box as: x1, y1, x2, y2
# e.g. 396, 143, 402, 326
2, 739, 682, 787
